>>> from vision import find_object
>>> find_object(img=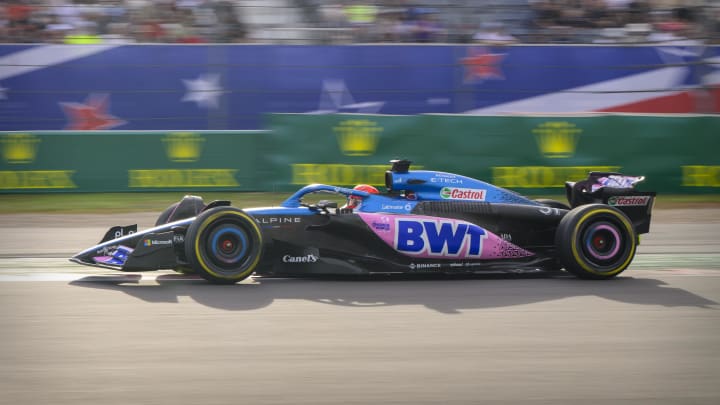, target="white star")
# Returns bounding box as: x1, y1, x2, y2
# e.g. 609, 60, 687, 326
182, 74, 224, 109
310, 78, 384, 114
